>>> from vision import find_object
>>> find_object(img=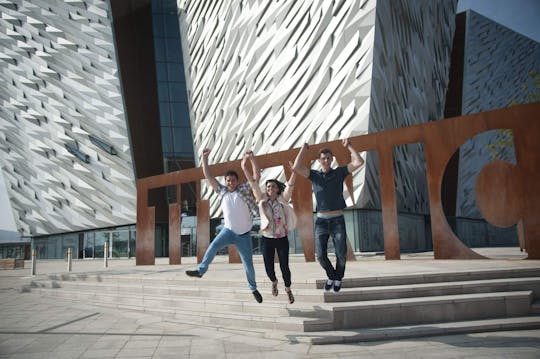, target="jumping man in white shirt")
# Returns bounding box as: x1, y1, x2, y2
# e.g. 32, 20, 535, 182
186, 148, 263, 303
